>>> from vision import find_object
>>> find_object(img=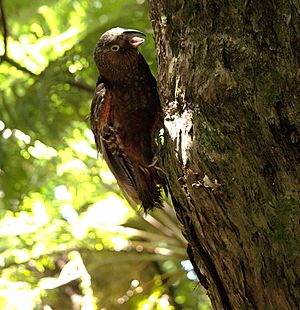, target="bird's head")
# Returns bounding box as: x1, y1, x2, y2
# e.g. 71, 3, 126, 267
94, 27, 145, 81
